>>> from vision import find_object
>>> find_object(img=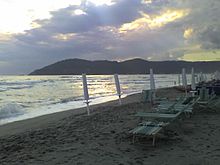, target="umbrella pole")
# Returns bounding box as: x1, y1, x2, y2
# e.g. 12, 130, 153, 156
86, 101, 90, 115
119, 95, 122, 105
